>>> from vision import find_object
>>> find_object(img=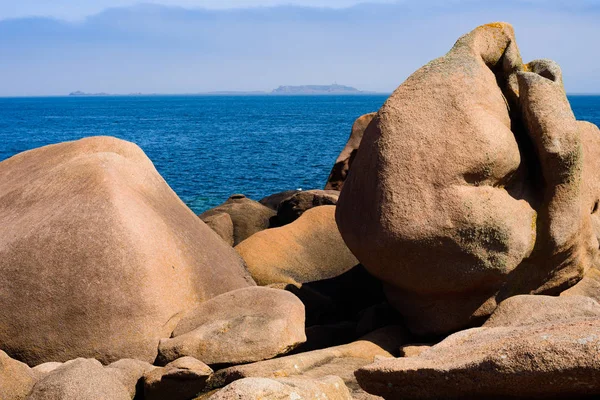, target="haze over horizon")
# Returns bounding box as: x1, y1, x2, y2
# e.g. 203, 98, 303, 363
1, 0, 599, 96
